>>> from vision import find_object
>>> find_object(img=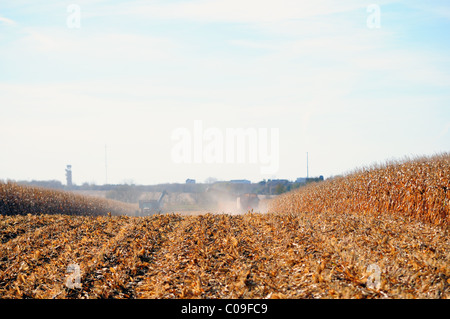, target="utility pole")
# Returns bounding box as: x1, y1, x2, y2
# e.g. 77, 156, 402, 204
105, 144, 108, 185
306, 152, 309, 179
